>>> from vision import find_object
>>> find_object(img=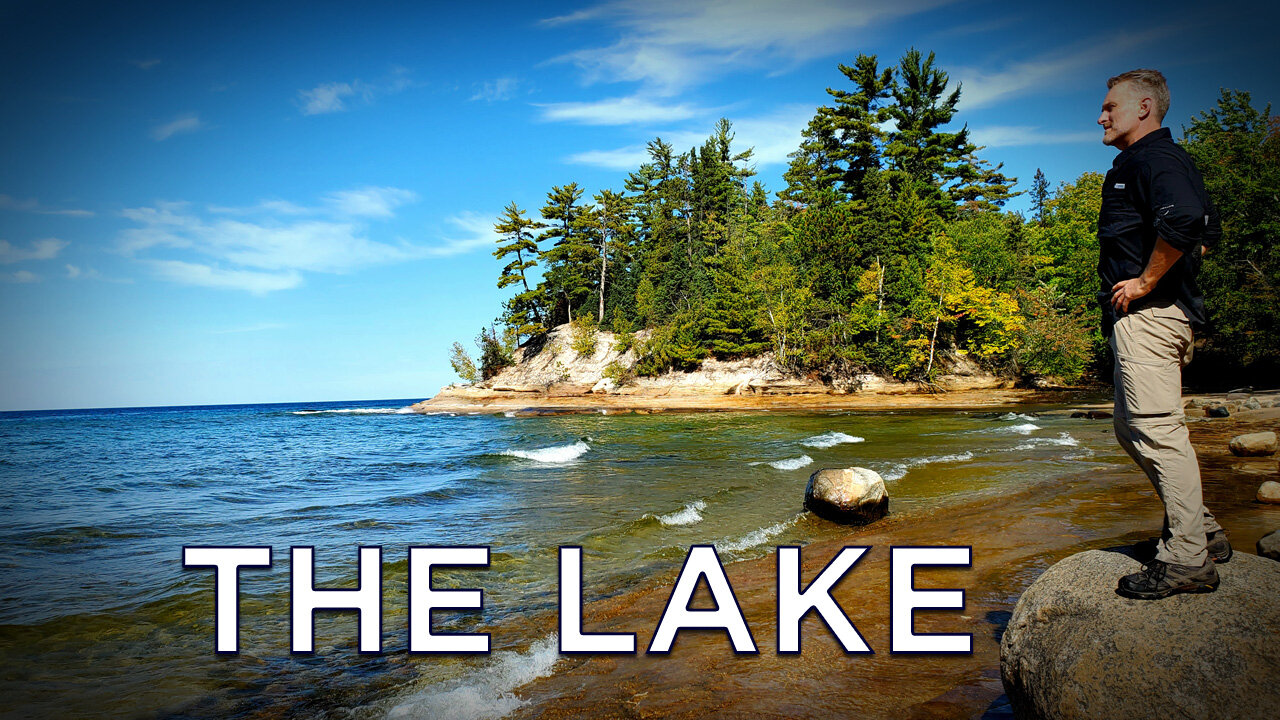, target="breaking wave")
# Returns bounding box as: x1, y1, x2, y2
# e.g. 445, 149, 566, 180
291, 406, 415, 416
501, 441, 590, 463
385, 635, 560, 720
881, 451, 975, 481
721, 516, 799, 553
1012, 432, 1080, 451
801, 431, 865, 449
751, 455, 814, 470
652, 500, 707, 527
